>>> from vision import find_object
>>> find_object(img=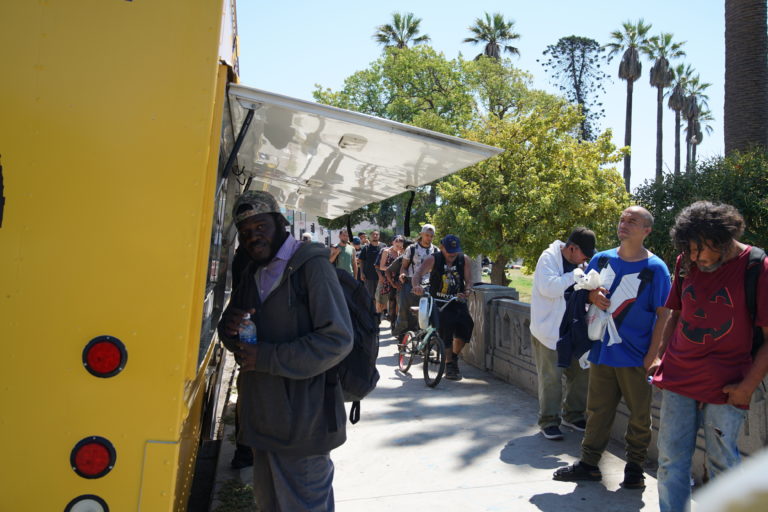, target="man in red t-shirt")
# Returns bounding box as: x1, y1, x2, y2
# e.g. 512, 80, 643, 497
647, 201, 768, 512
